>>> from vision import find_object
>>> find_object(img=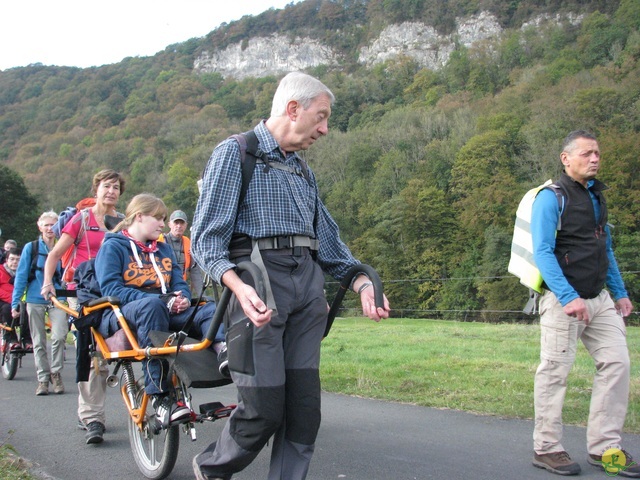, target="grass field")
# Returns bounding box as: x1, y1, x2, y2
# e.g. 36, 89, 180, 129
320, 318, 640, 433
3, 317, 639, 478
